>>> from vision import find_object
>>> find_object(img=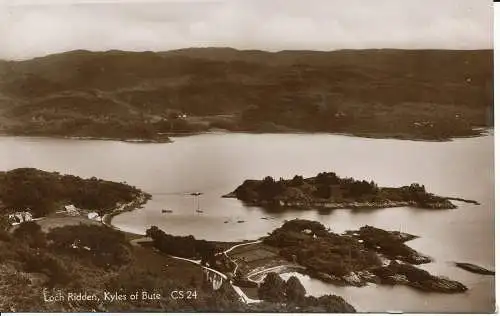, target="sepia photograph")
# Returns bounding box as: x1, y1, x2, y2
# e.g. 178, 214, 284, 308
0, 0, 494, 313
